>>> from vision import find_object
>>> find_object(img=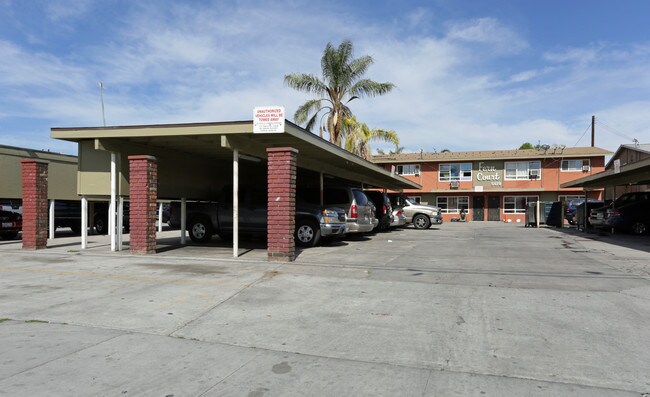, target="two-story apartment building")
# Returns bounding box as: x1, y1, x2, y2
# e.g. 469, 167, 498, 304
373, 146, 610, 223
